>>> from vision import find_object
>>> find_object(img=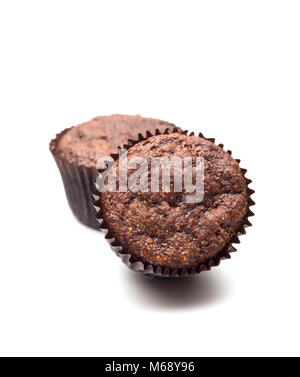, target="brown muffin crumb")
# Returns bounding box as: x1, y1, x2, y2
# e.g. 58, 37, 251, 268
99, 133, 249, 270
55, 114, 177, 167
